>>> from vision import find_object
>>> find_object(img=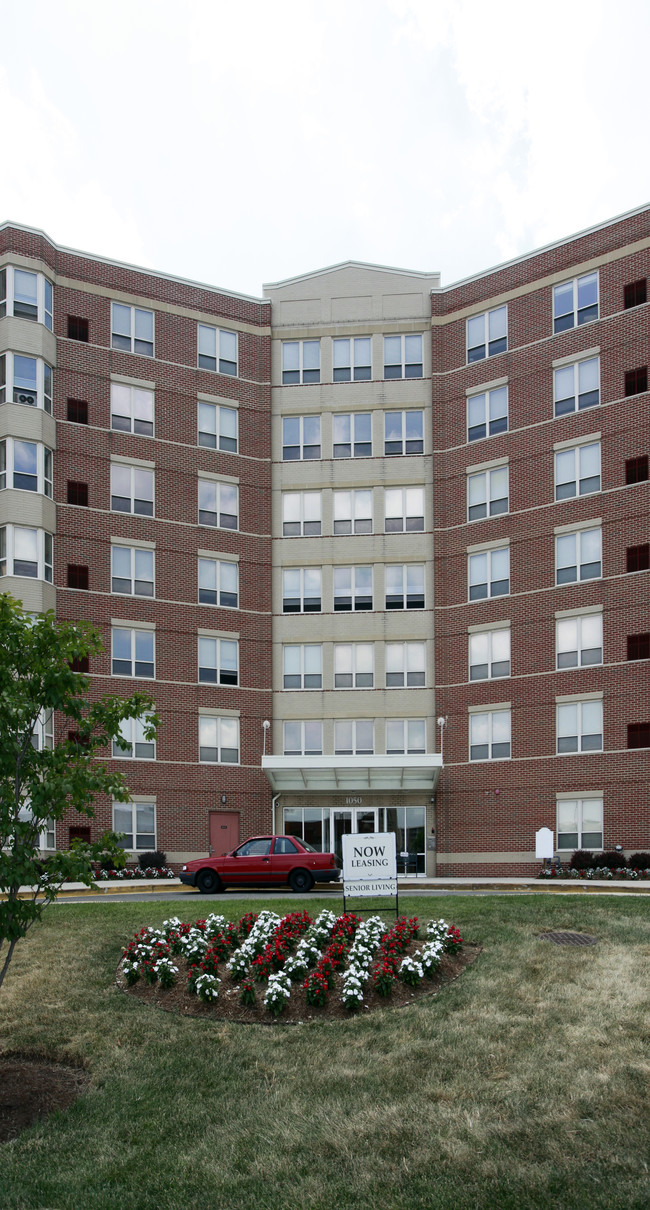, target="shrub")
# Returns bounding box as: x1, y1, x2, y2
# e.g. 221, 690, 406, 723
569, 850, 595, 870
628, 853, 650, 870
139, 850, 167, 870
598, 851, 625, 870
